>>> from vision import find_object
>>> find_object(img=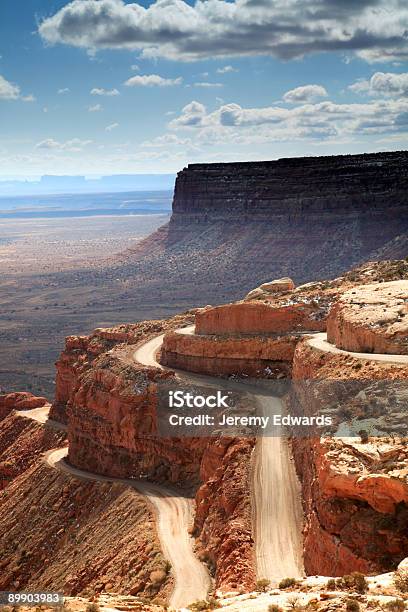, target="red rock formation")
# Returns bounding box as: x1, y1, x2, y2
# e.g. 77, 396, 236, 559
0, 411, 66, 489
160, 330, 297, 377
291, 335, 408, 576
194, 438, 256, 592
327, 280, 408, 354
0, 461, 172, 600
196, 302, 325, 335
0, 392, 47, 420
